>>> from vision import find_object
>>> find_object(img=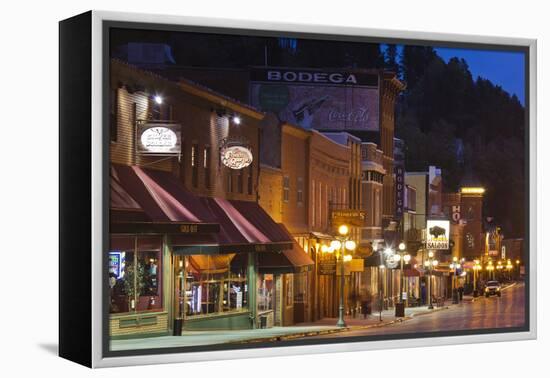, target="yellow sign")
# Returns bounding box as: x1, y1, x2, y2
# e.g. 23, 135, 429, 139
180, 224, 198, 233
